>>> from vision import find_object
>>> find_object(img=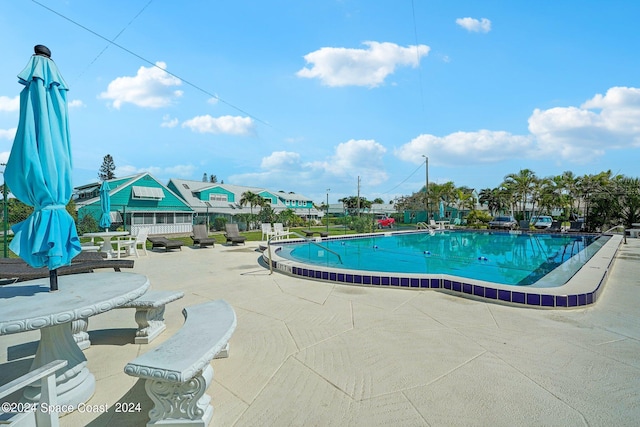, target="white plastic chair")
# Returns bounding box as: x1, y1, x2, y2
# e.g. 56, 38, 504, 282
117, 227, 149, 258
261, 223, 275, 240
273, 223, 290, 239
